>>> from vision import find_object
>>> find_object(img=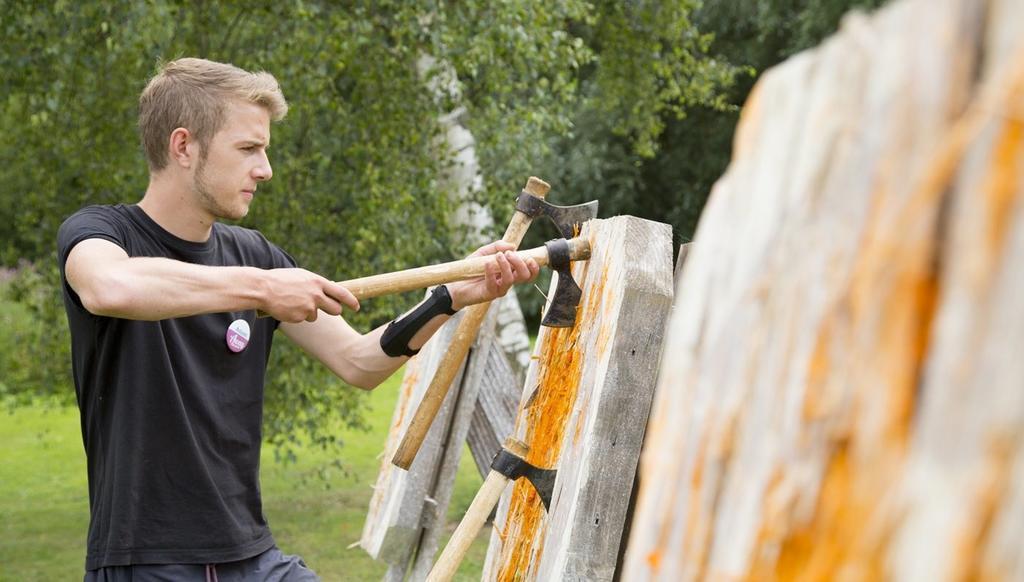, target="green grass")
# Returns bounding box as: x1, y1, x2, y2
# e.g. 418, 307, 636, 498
0, 373, 490, 581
